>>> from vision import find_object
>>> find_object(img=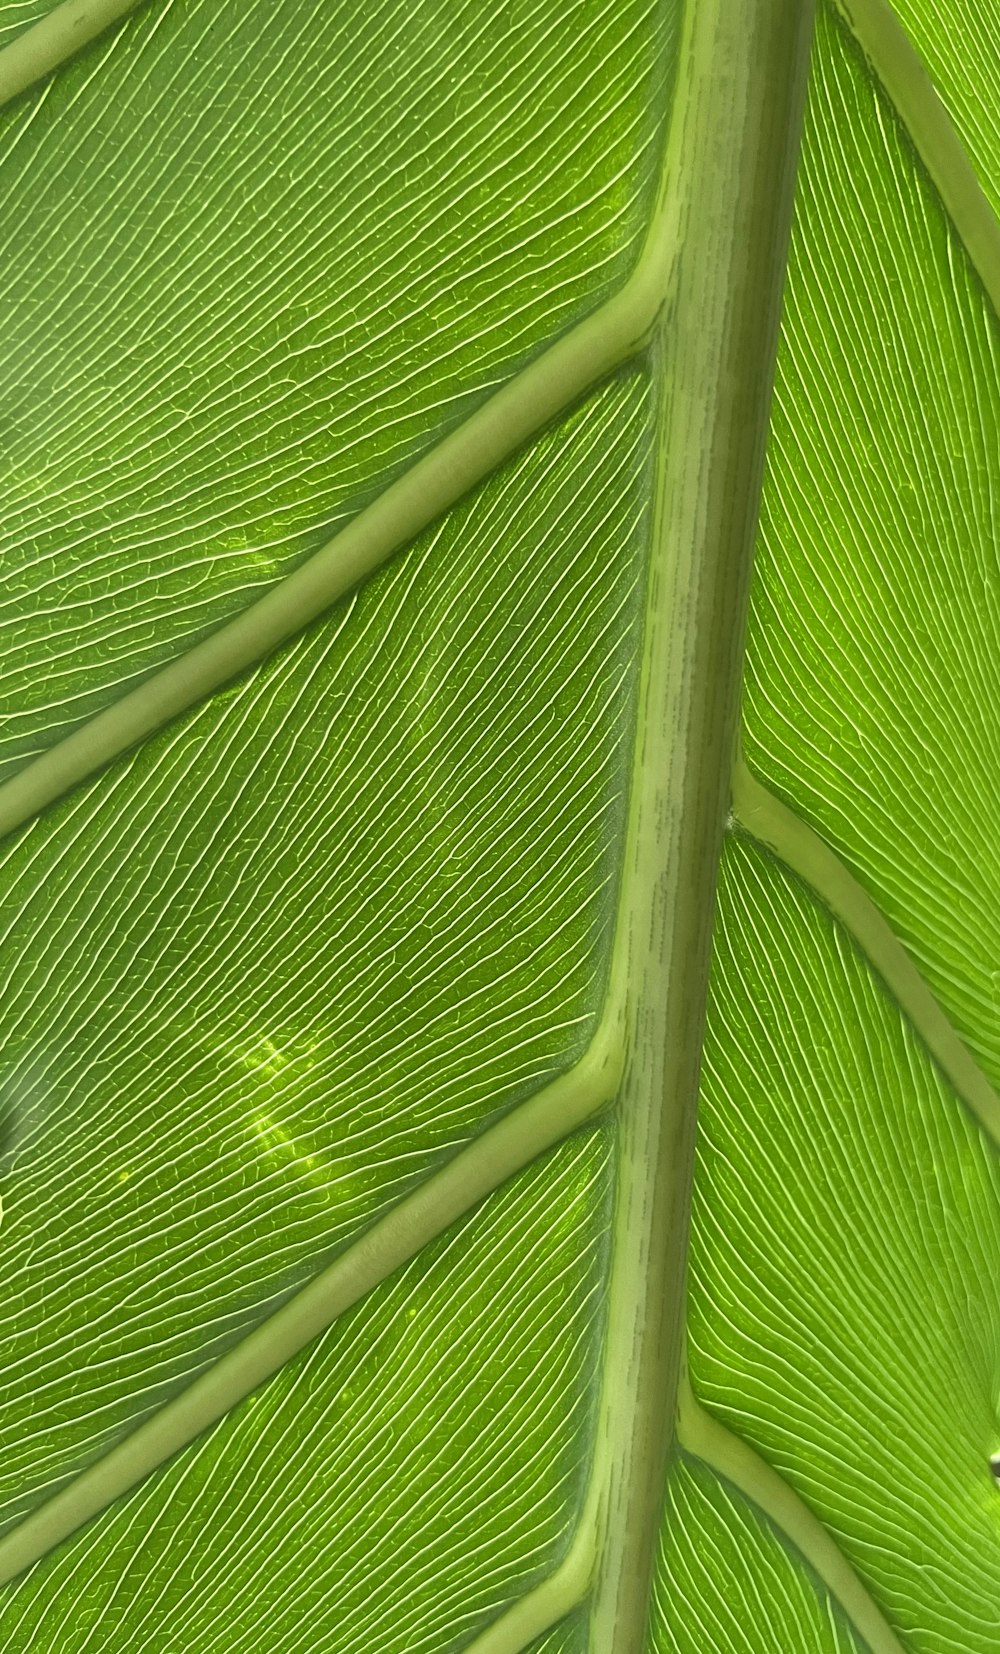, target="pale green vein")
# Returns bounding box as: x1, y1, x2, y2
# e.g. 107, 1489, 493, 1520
832, 0, 1000, 319
677, 1375, 906, 1654
0, 1015, 624, 1587
732, 754, 1000, 1149
0, 0, 144, 106
0, 0, 813, 1587
0, 167, 682, 845
461, 1509, 598, 1654
0, 0, 679, 1589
